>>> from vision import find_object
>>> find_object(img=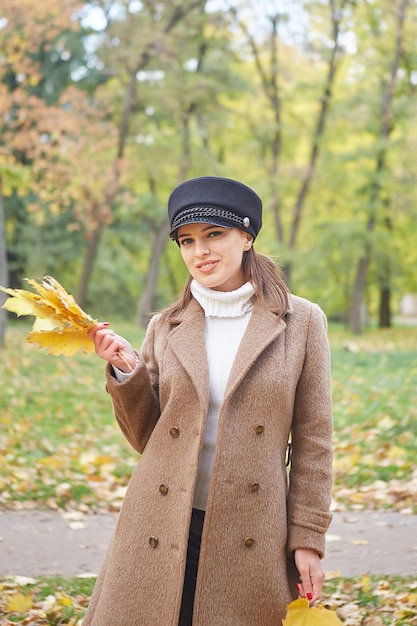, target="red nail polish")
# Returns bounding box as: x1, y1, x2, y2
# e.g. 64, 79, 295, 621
102, 322, 110, 327
307, 592, 313, 601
